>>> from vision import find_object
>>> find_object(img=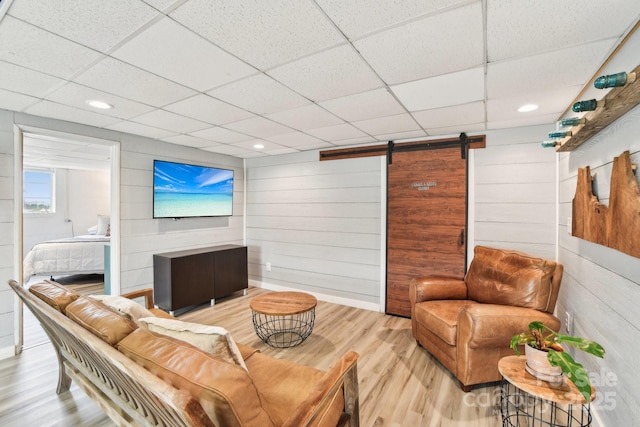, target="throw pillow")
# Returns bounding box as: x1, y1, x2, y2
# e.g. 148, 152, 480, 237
89, 294, 155, 324
29, 280, 79, 314
139, 317, 247, 371
66, 297, 137, 346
